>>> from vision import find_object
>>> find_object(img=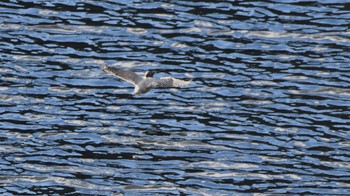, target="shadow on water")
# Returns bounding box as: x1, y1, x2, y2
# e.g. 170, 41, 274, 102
0, 0, 350, 195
